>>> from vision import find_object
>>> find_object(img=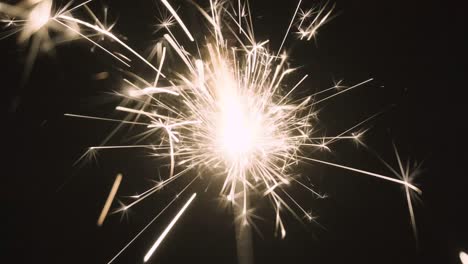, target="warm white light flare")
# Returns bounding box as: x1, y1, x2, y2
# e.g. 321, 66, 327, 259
461, 251, 468, 264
